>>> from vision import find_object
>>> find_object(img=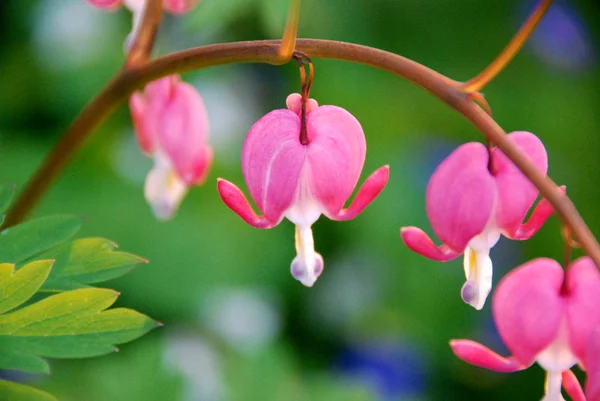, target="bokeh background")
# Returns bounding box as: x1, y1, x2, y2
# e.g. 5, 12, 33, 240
1, 0, 599, 400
